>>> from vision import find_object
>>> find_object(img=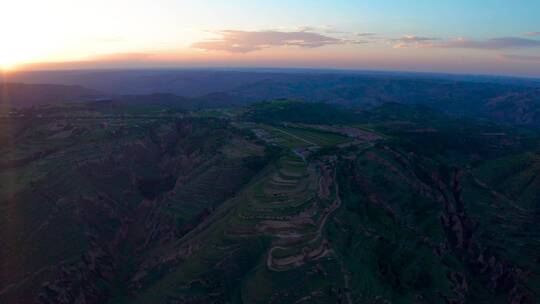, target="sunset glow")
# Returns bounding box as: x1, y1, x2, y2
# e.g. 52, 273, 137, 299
0, 49, 22, 70
1, 0, 540, 77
